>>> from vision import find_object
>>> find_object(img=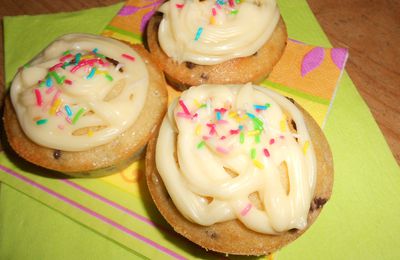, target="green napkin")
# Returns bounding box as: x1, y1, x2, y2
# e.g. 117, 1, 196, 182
1, 1, 399, 259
